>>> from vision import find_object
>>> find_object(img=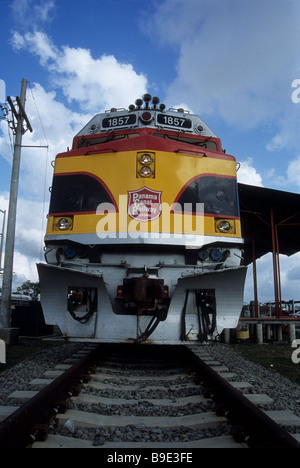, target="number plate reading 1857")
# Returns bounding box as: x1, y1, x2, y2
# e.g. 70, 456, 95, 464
102, 114, 137, 128
157, 113, 192, 129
